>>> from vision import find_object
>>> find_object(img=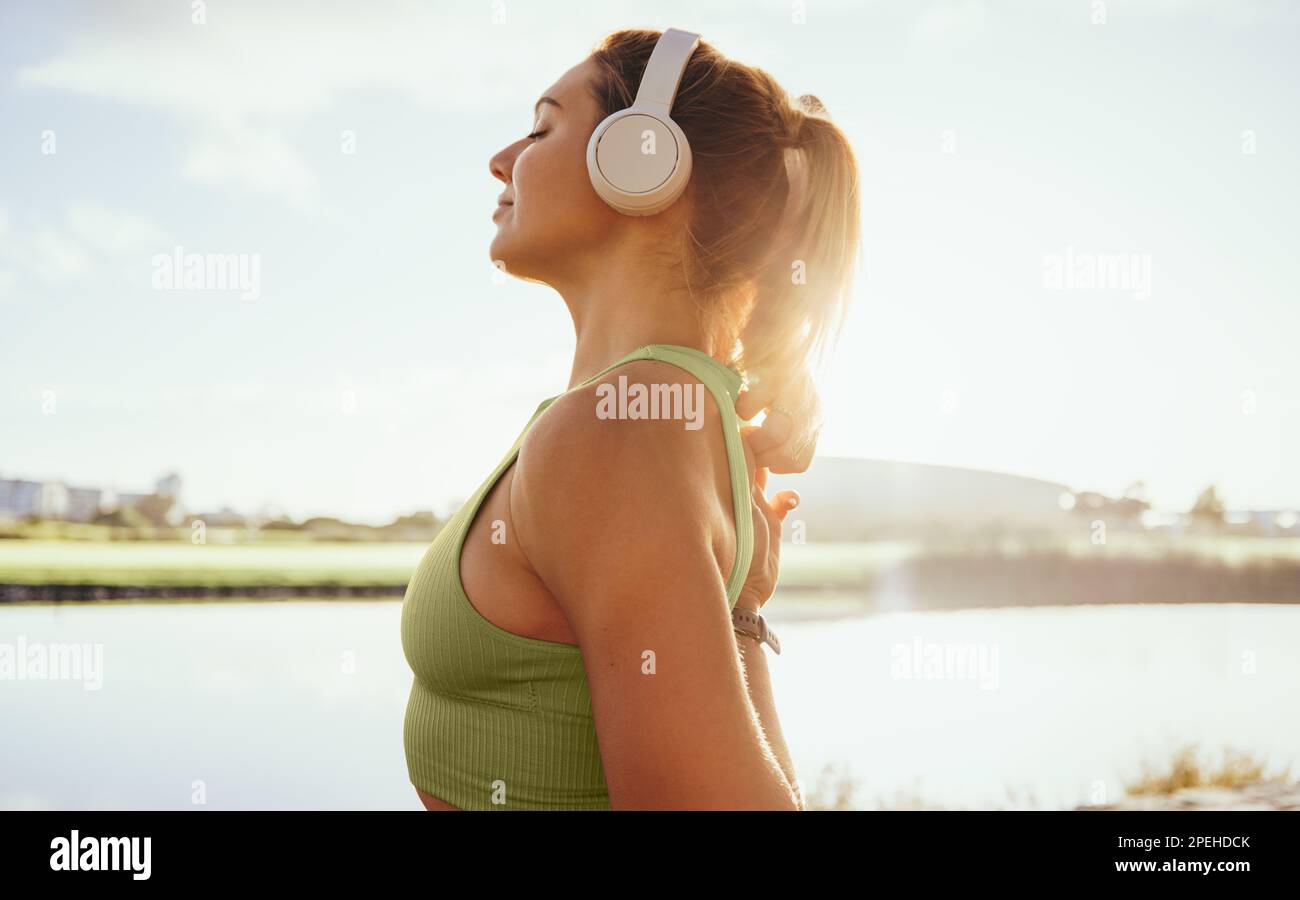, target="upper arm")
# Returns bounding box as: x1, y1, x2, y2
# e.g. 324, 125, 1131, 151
511, 363, 793, 809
